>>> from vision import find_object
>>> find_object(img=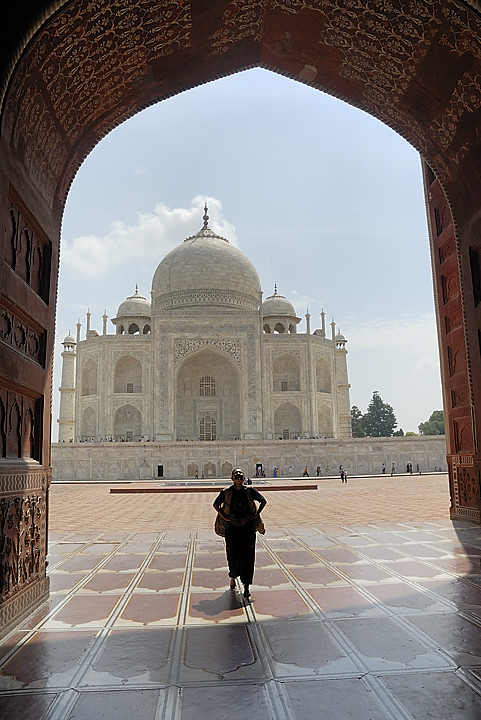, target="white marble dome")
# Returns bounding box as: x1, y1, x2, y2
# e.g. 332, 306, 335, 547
152, 208, 261, 312
262, 287, 296, 317
116, 287, 151, 318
